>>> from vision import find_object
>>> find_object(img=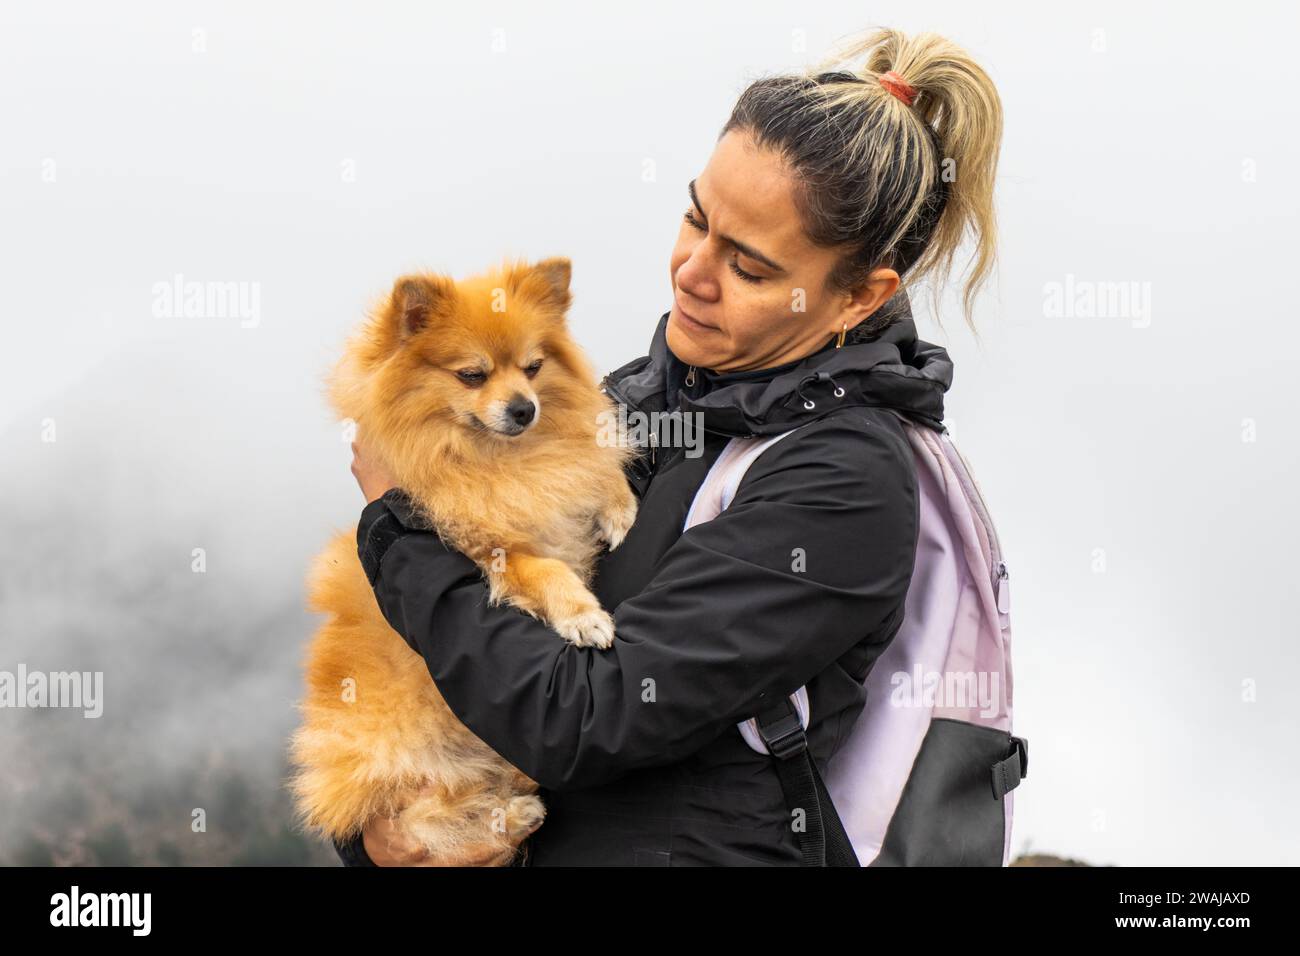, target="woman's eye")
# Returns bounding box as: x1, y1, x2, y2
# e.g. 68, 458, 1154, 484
457, 369, 487, 386
523, 361, 543, 378
684, 210, 761, 284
